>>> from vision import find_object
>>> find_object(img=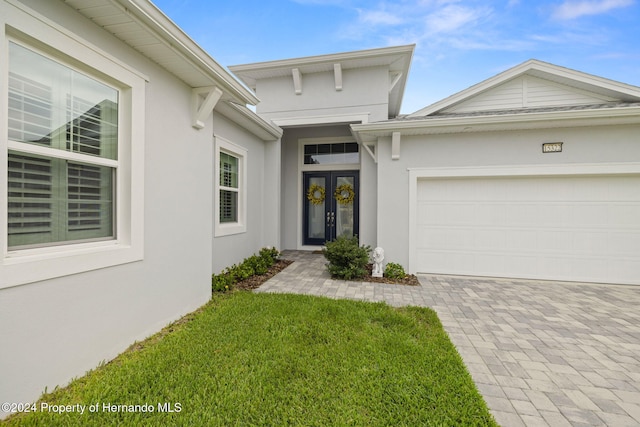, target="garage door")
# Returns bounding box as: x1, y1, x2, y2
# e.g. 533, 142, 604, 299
415, 175, 640, 285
